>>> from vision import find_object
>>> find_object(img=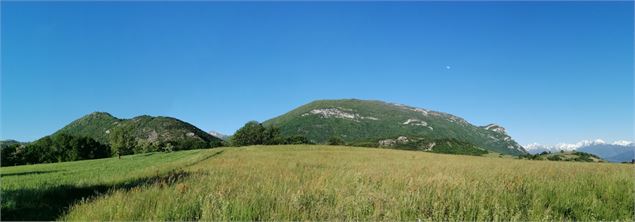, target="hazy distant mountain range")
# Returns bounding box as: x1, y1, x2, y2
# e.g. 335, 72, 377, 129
0, 140, 25, 148
526, 139, 634, 162
208, 131, 230, 140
